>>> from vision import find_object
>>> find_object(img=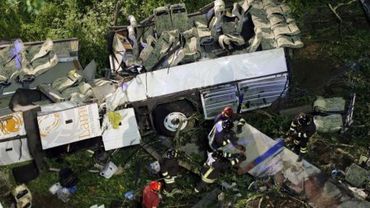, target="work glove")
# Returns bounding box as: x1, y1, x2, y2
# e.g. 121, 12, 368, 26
237, 118, 246, 133
238, 118, 246, 125
283, 136, 293, 147
236, 153, 247, 162
235, 144, 246, 152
